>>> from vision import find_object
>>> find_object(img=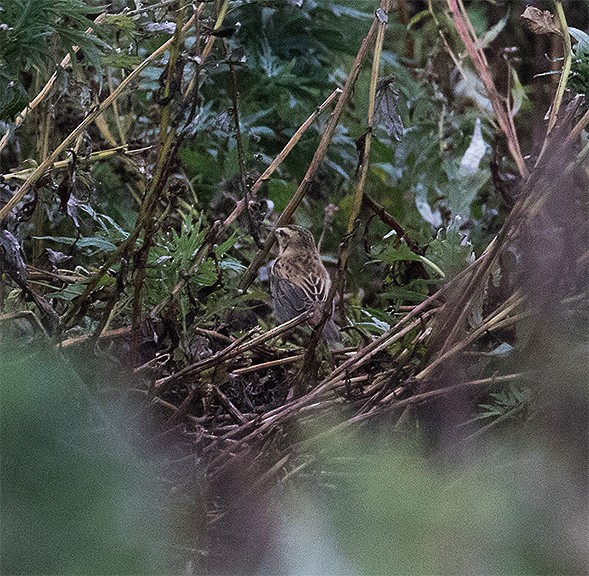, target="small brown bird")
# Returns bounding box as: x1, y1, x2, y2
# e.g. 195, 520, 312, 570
270, 225, 342, 347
